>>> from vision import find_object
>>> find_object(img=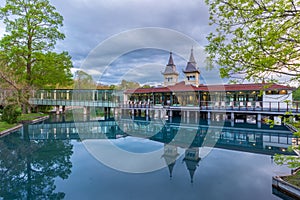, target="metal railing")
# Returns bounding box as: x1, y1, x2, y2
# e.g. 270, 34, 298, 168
29, 98, 300, 113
